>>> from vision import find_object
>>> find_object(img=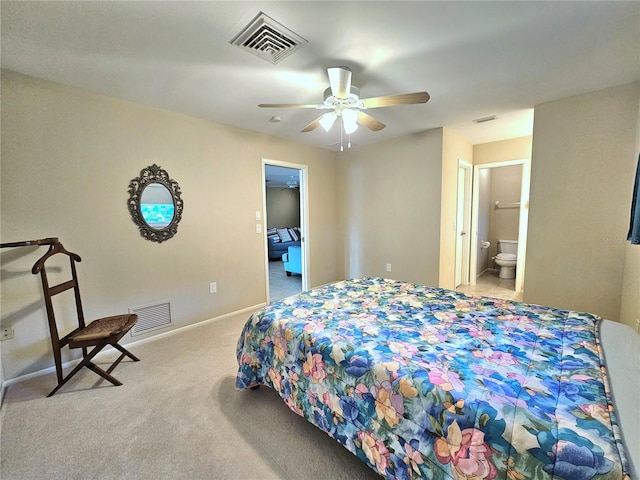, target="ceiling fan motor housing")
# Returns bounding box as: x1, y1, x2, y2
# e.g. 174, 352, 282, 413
323, 86, 362, 114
